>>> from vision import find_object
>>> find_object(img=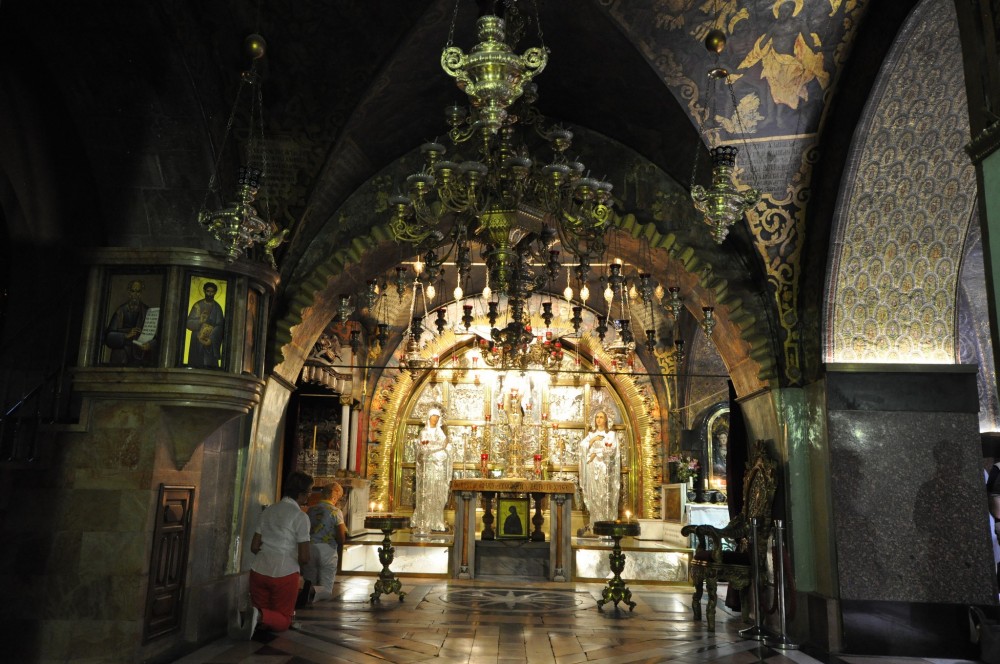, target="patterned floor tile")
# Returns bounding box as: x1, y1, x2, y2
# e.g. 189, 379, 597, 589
165, 579, 953, 664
